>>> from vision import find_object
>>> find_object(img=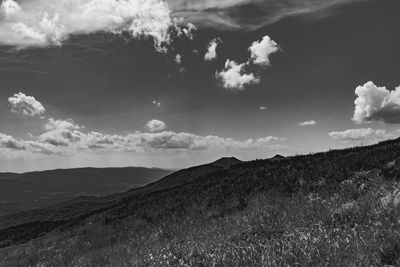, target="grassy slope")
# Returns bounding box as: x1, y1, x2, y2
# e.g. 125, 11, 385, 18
1, 139, 400, 266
